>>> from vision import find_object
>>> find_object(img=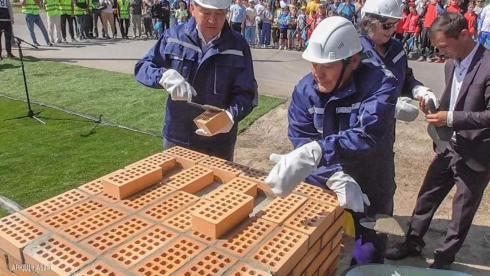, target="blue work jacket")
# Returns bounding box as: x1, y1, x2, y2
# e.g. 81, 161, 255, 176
288, 62, 398, 201
360, 36, 422, 98
134, 17, 258, 157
